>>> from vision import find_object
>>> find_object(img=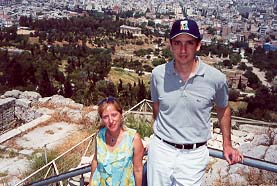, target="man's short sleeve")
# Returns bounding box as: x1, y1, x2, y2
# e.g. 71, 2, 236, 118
214, 76, 229, 108
150, 73, 159, 102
